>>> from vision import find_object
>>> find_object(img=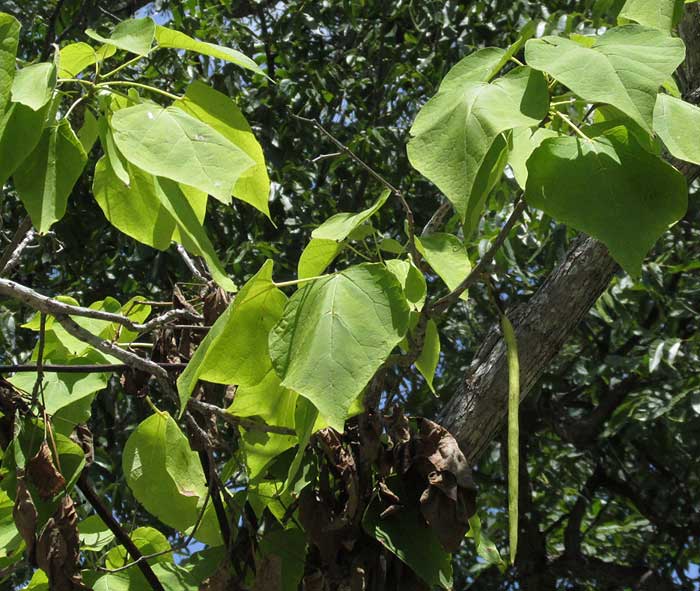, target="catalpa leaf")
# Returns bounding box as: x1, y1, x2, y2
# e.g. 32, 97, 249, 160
155, 25, 263, 75
177, 260, 286, 411
11, 62, 56, 111
123, 412, 221, 545
174, 81, 270, 217
14, 120, 87, 233
619, 0, 685, 33
525, 125, 687, 275
653, 93, 700, 165
58, 42, 97, 78
0, 101, 49, 186
416, 233, 471, 300
297, 238, 343, 279
86, 17, 155, 55
269, 263, 410, 431
0, 13, 20, 115
415, 319, 440, 394
110, 103, 255, 204
525, 25, 685, 133
384, 258, 427, 311
408, 66, 547, 223
508, 127, 559, 189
